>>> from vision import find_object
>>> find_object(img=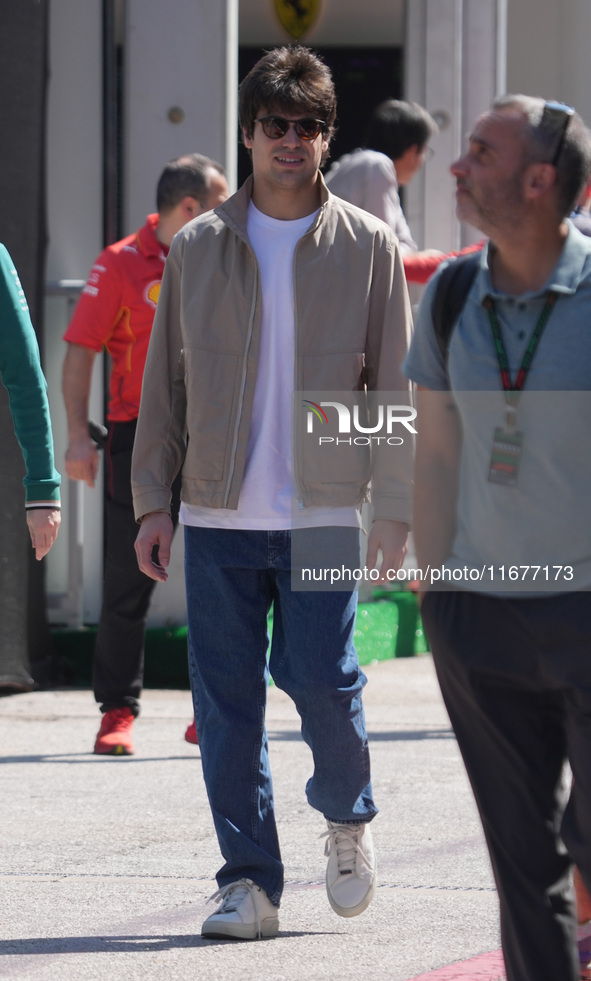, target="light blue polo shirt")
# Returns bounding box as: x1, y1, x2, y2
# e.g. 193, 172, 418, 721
404, 222, 591, 593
